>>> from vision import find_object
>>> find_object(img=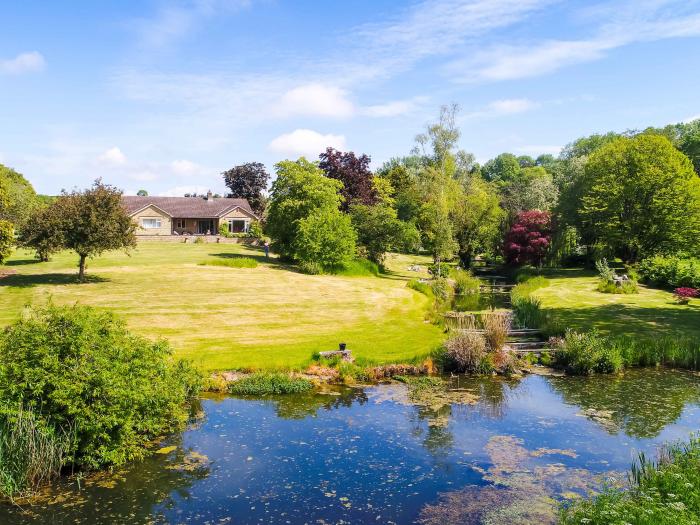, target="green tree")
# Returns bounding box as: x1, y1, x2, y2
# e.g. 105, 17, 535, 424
222, 162, 270, 215
580, 134, 700, 261
136, 189, 148, 196
0, 164, 39, 231
350, 204, 403, 264
0, 220, 13, 264
266, 158, 344, 261
54, 180, 136, 280
481, 153, 521, 184
501, 166, 559, 216
295, 208, 357, 270
453, 177, 504, 266
19, 204, 65, 261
